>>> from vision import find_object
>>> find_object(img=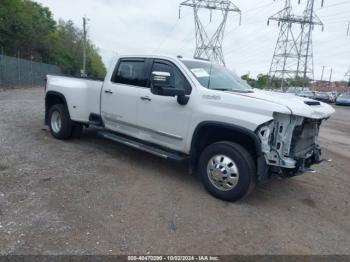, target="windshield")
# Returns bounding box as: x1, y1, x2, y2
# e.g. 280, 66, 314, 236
182, 60, 252, 92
